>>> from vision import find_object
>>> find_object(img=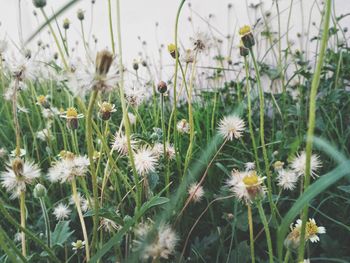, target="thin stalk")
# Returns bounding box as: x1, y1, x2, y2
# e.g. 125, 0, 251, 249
297, 0, 332, 261
249, 48, 275, 219
71, 178, 90, 261
283, 250, 291, 263
116, 0, 141, 210
20, 191, 26, 257
108, 0, 115, 54
86, 89, 99, 252
39, 198, 51, 248
40, 8, 69, 71
247, 203, 255, 263
257, 201, 274, 263
243, 57, 261, 173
